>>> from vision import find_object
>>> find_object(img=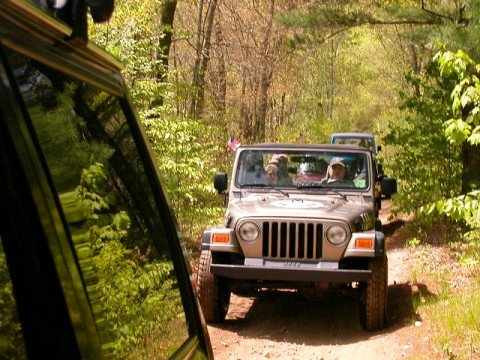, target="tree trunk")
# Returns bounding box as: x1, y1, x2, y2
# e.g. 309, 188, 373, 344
158, 0, 177, 82
241, 67, 253, 140
254, 0, 276, 142
190, 0, 205, 116
190, 0, 218, 119
151, 0, 177, 109
409, 44, 421, 96
462, 142, 480, 193
327, 39, 338, 123
213, 18, 226, 115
